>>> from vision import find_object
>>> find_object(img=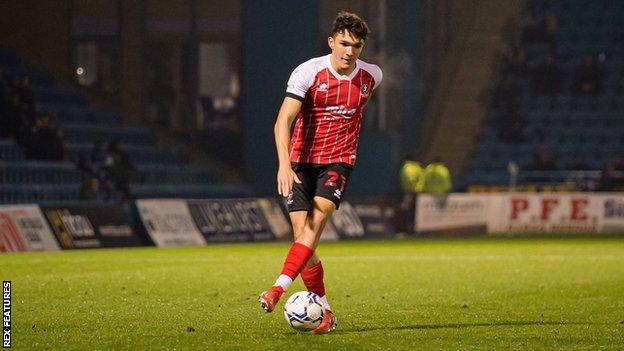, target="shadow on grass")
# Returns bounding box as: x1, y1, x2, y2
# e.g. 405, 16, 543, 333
336, 321, 592, 334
